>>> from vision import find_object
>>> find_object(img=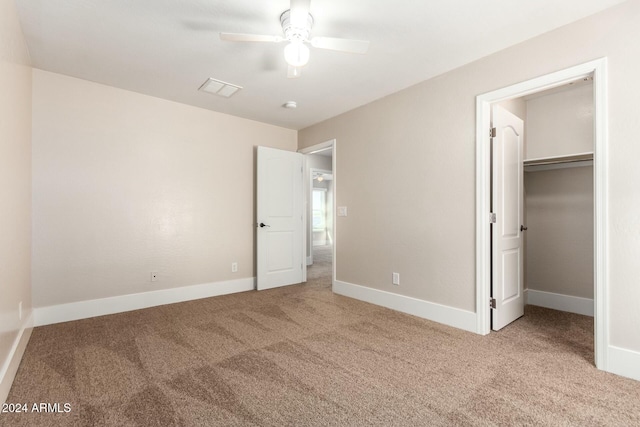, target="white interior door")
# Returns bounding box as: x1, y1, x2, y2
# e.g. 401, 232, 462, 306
257, 146, 303, 290
491, 105, 525, 330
